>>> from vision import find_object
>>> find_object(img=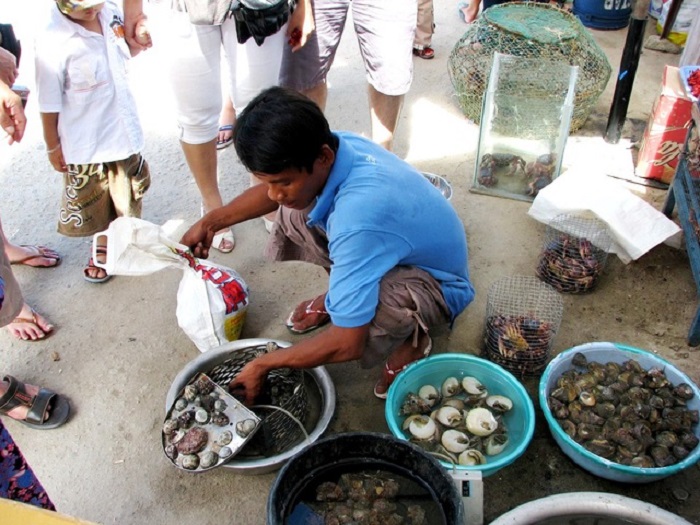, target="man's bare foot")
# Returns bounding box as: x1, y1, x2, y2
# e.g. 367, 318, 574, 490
285, 293, 330, 334
6, 303, 54, 341
374, 333, 433, 398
